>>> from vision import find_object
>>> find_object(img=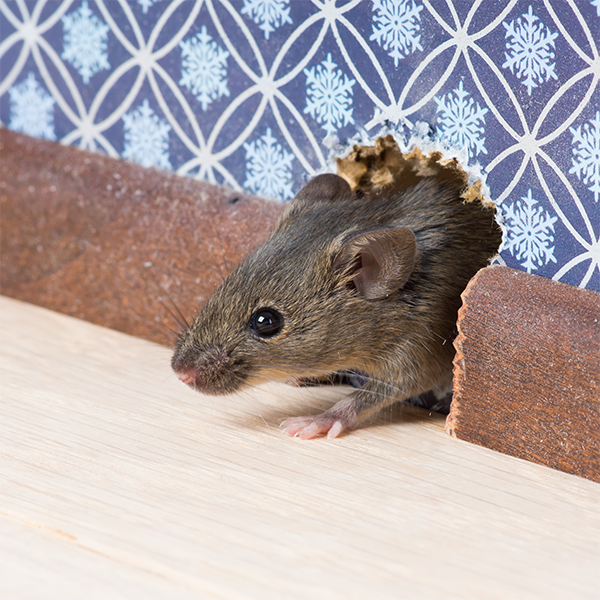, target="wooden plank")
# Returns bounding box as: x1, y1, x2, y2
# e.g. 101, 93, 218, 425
0, 296, 599, 599
448, 265, 600, 482
0, 517, 200, 600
